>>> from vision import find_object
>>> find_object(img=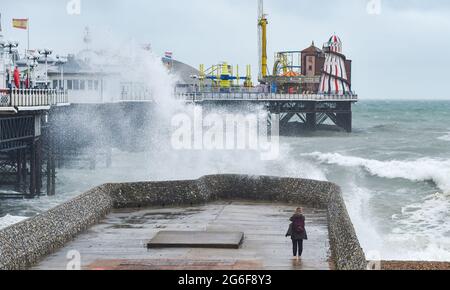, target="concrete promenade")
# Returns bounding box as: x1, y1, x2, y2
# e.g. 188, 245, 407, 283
34, 201, 332, 270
